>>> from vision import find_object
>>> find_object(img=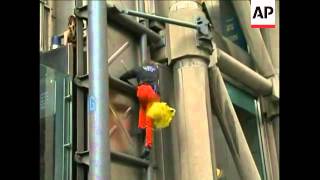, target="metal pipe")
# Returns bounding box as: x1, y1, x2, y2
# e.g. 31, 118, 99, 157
122, 9, 198, 29
217, 49, 273, 96
88, 1, 110, 179
208, 65, 261, 180
106, 4, 162, 44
